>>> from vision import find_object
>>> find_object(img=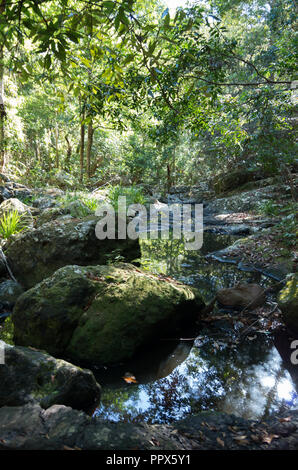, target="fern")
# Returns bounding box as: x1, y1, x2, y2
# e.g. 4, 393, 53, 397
0, 210, 26, 239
